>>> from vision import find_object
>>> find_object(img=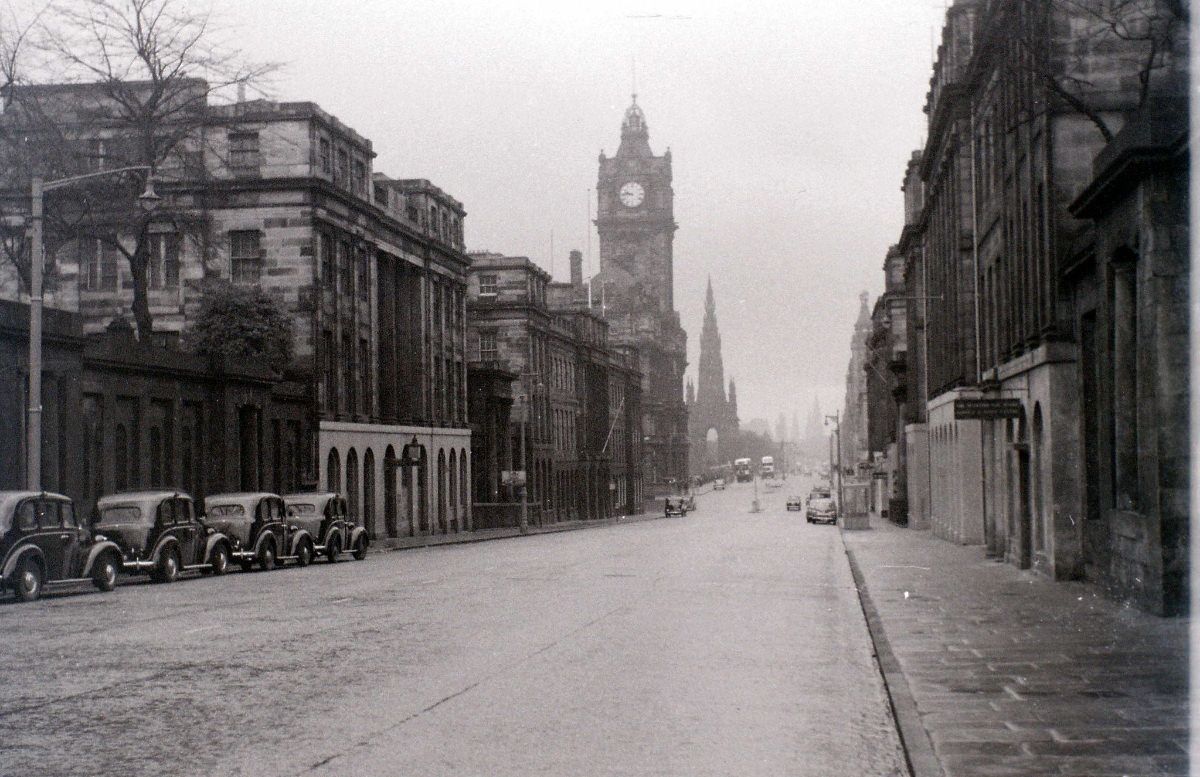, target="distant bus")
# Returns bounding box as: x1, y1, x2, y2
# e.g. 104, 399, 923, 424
734, 458, 753, 482
761, 455, 776, 478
